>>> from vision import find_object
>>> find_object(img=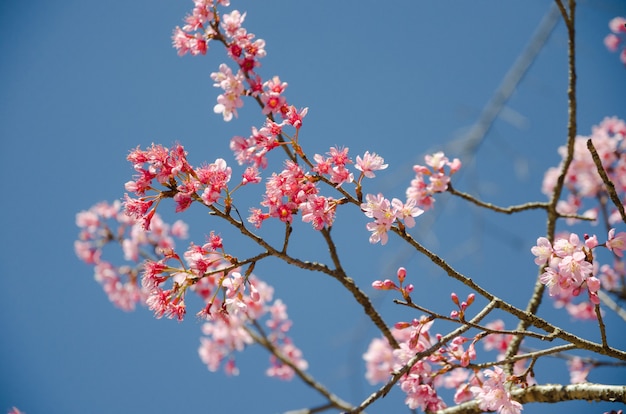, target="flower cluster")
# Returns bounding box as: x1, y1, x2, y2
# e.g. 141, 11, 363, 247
604, 17, 626, 66
368, 269, 531, 411
469, 366, 523, 414
194, 268, 307, 379
361, 193, 424, 245
363, 319, 525, 412
75, 200, 188, 311
406, 151, 462, 211
542, 117, 626, 222
532, 230, 626, 318
124, 144, 248, 228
